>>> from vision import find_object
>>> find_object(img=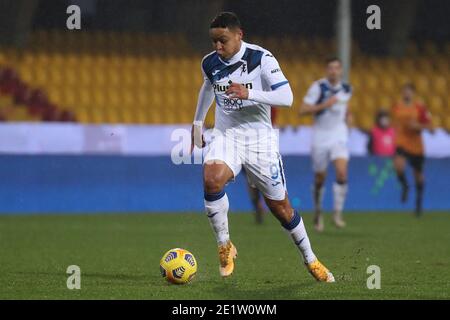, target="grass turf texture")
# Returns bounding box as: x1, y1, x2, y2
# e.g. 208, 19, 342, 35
0, 212, 449, 299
